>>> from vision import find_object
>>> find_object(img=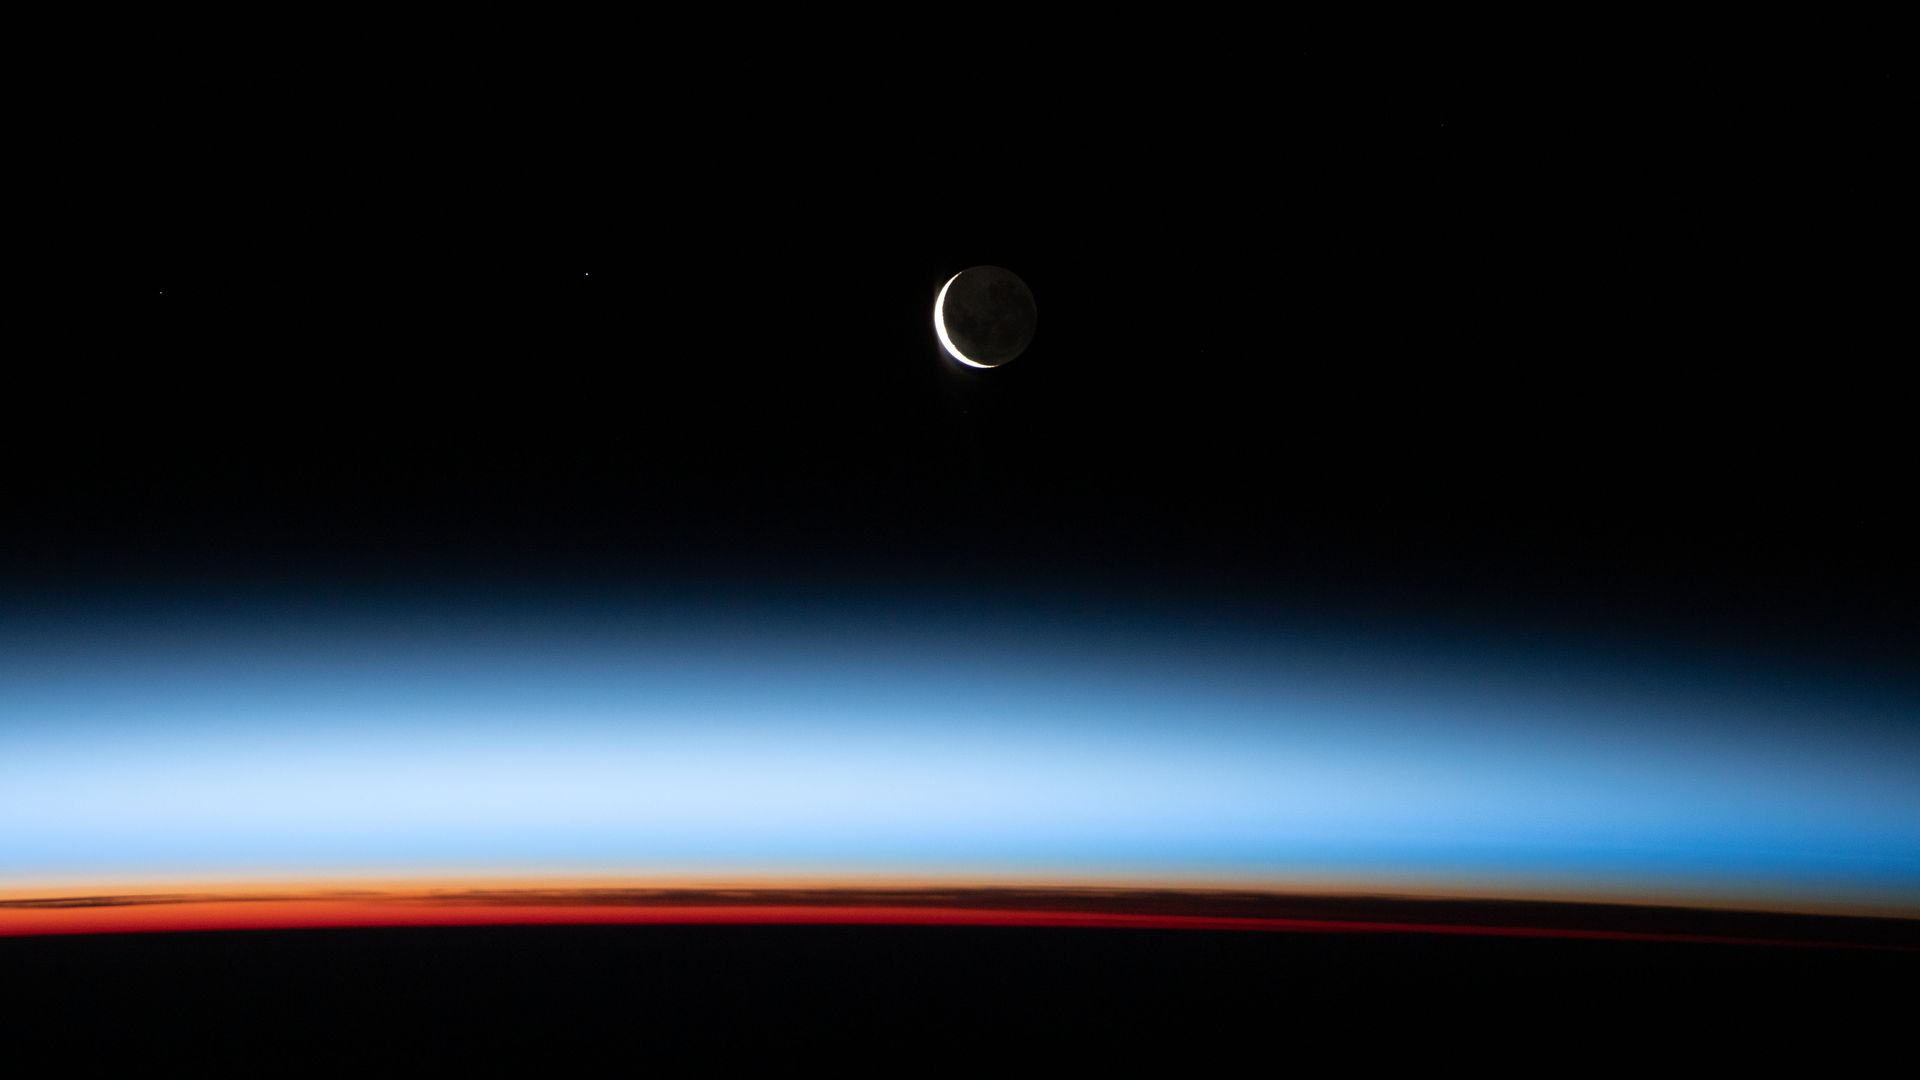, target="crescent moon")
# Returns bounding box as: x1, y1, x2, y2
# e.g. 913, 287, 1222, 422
934, 272, 993, 369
